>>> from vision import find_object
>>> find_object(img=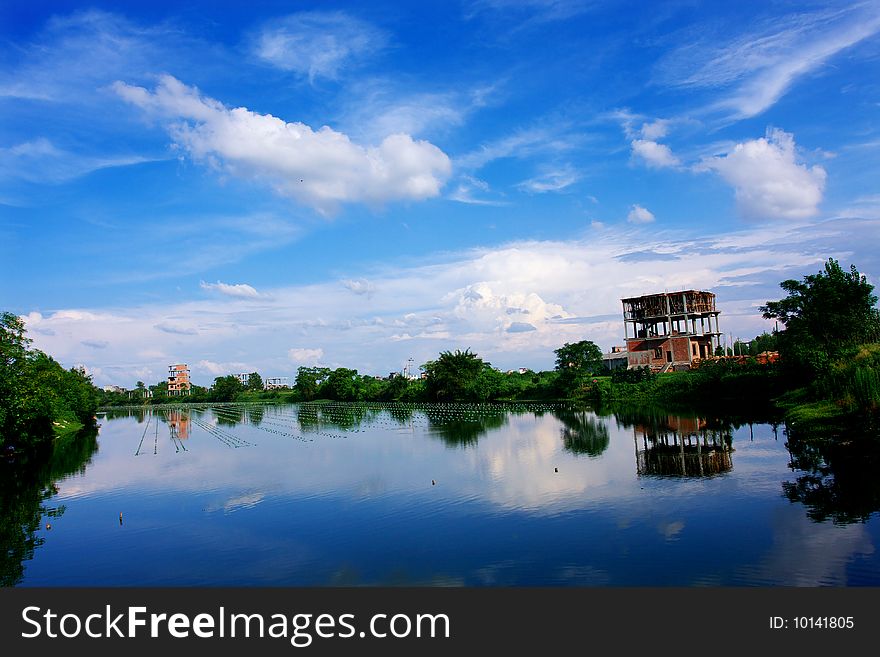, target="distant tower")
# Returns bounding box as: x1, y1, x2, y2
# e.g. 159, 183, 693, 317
621, 290, 721, 371
167, 363, 191, 396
